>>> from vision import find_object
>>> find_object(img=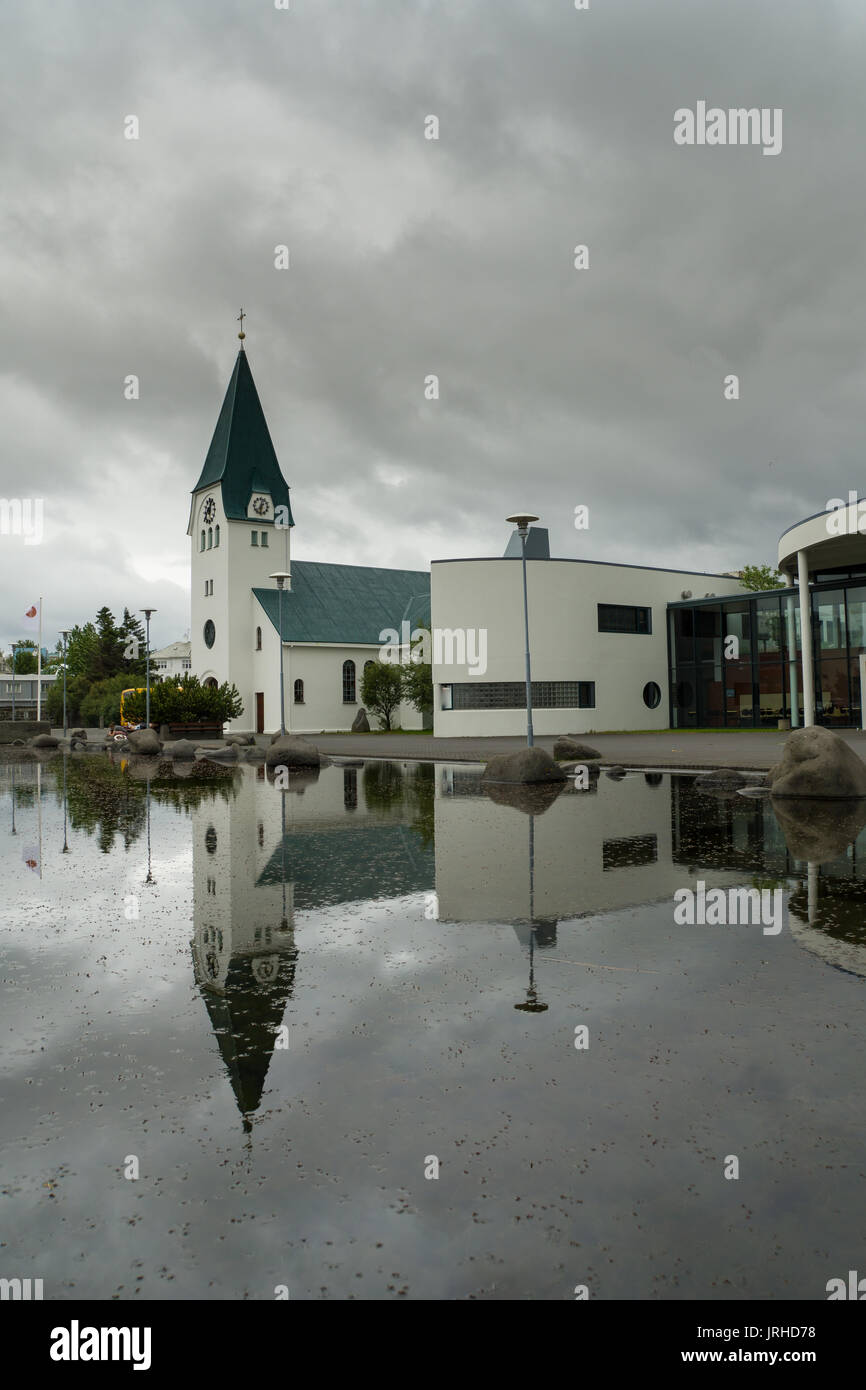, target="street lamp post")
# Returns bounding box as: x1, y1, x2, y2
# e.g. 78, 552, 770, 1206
10, 642, 16, 722
506, 513, 540, 747
59, 630, 70, 738
269, 572, 292, 736
140, 609, 157, 728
